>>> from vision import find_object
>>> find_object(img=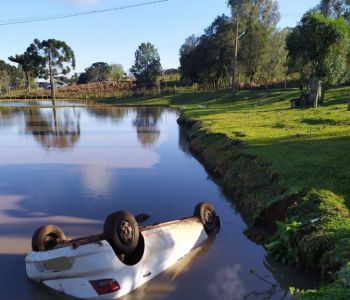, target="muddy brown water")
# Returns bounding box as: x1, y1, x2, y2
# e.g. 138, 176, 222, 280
0, 105, 317, 300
